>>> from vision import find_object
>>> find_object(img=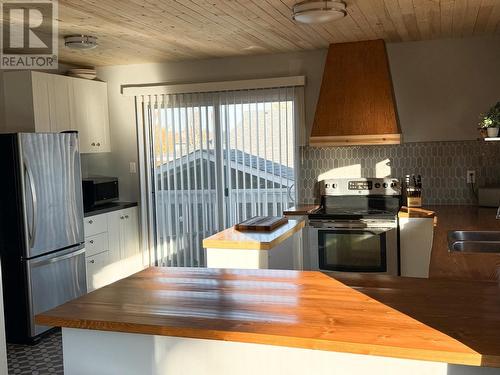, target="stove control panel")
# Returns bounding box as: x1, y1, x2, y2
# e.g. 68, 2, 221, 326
320, 178, 401, 196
